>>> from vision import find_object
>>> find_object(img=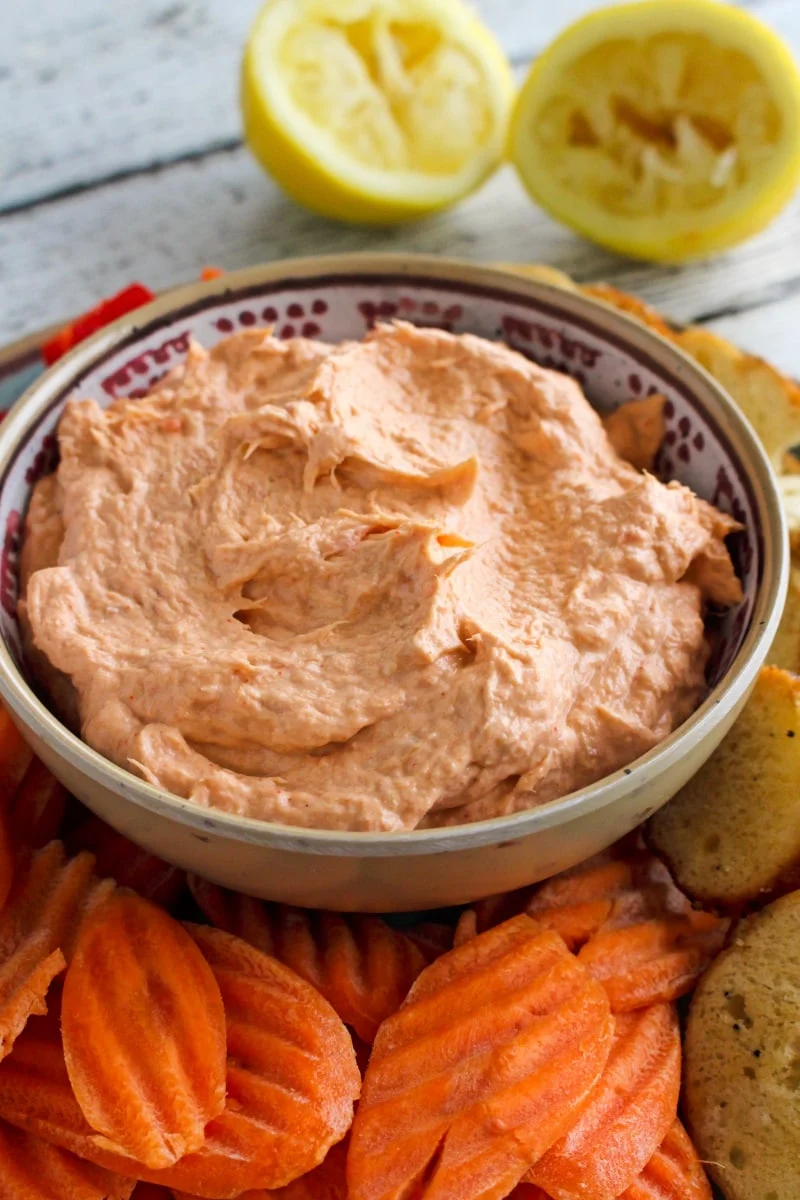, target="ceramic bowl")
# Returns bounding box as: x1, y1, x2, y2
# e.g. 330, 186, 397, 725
0, 255, 787, 911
